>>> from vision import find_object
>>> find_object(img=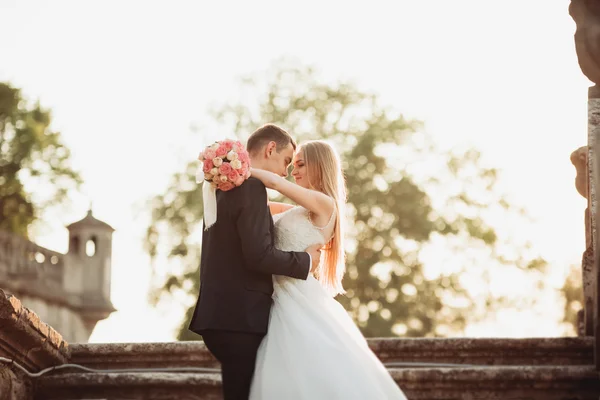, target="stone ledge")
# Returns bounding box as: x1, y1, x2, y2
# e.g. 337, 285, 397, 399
70, 341, 219, 370
371, 336, 594, 365
36, 372, 222, 400
0, 288, 69, 372
35, 366, 600, 400
393, 366, 600, 400
390, 365, 598, 382
69, 337, 593, 370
